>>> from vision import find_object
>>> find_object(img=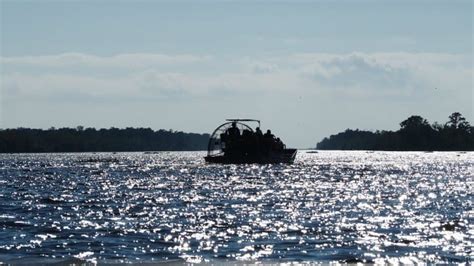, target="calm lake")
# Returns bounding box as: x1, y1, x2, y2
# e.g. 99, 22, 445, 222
0, 151, 472, 264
